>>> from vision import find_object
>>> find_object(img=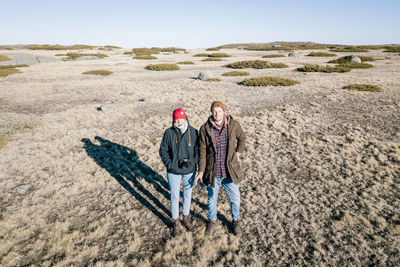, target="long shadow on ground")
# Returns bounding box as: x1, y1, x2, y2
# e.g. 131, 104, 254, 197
82, 136, 231, 230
